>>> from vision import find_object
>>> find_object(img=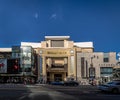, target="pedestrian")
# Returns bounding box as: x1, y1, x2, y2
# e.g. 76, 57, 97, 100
24, 80, 26, 85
